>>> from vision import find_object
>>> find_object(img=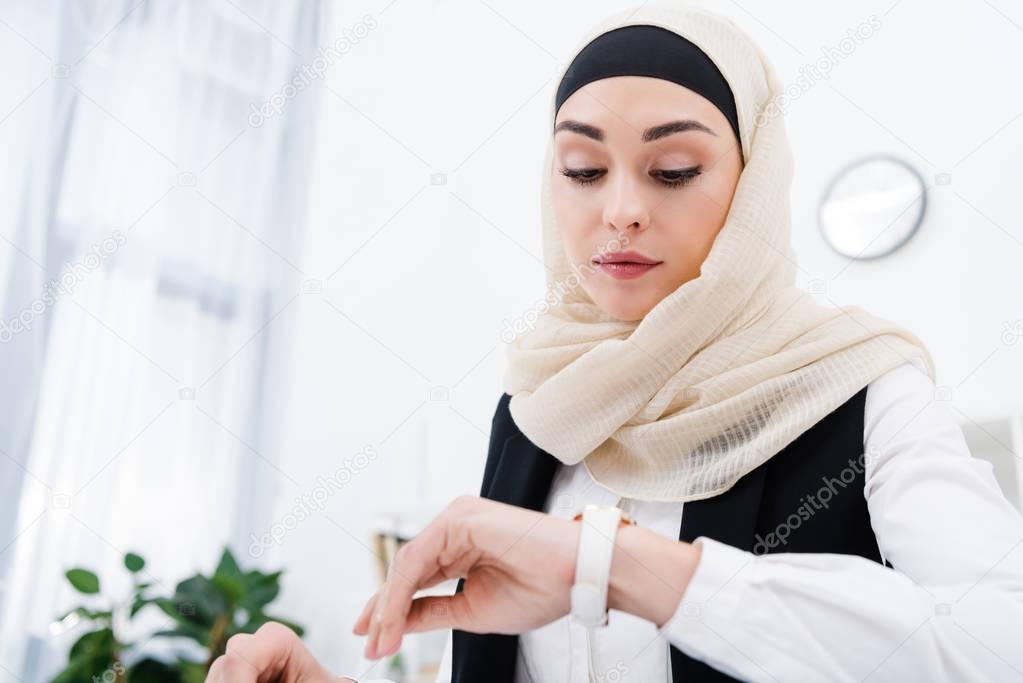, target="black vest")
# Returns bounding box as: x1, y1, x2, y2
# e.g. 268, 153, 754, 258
451, 387, 885, 682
